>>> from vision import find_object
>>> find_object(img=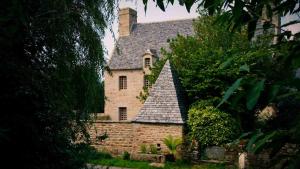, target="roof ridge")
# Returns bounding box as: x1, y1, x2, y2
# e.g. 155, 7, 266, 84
108, 19, 194, 70
136, 17, 196, 25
